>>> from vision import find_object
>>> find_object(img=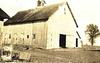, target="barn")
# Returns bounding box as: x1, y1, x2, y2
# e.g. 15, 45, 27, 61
3, 2, 82, 49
